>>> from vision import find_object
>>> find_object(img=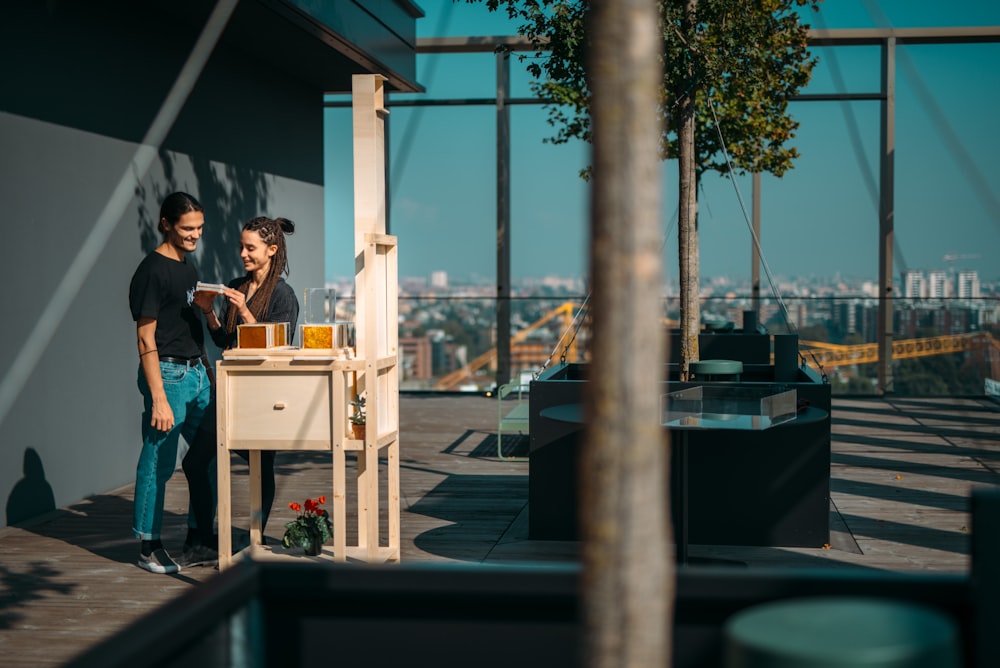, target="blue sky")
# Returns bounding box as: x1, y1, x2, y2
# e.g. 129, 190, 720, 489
324, 1, 1000, 286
